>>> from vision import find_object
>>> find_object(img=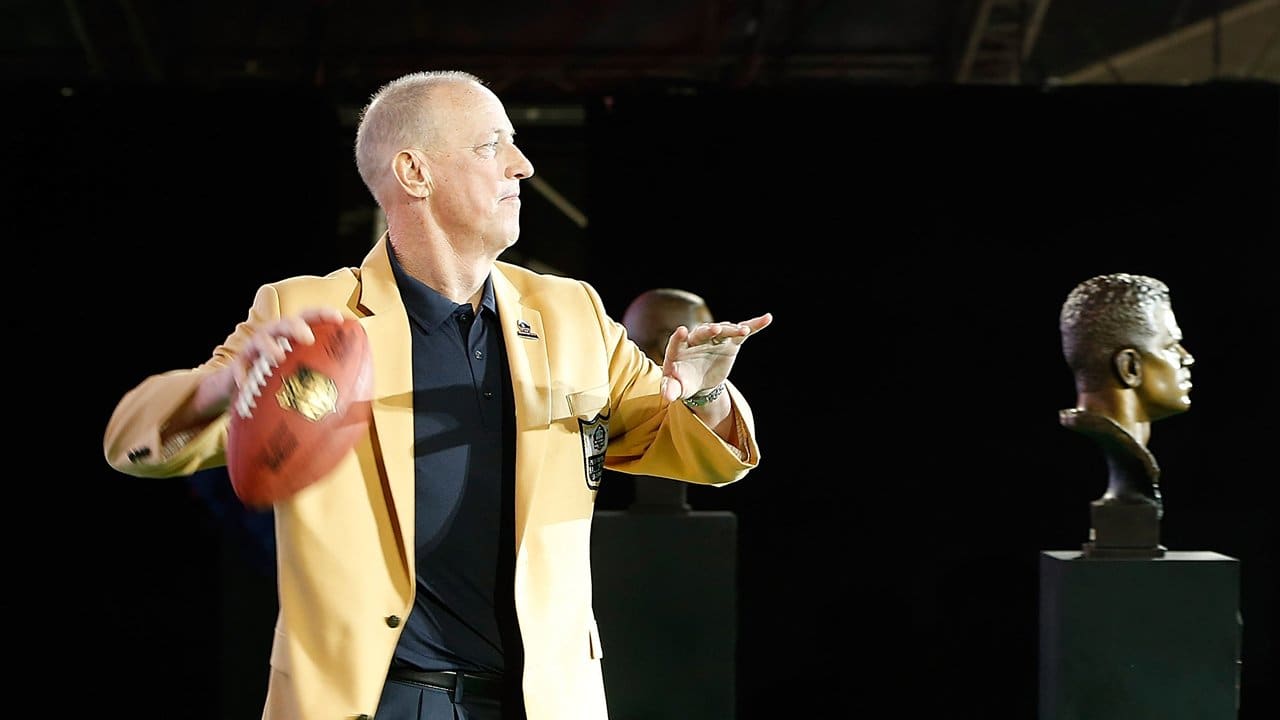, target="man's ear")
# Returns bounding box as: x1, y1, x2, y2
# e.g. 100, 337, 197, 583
1112, 348, 1143, 388
392, 149, 434, 199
